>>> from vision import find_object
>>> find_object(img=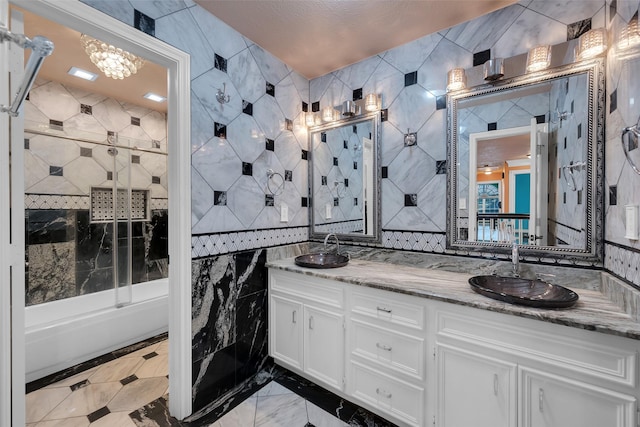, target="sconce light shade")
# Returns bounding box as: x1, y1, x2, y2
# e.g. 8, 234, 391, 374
342, 100, 357, 116
576, 28, 607, 60
446, 68, 466, 91
364, 93, 381, 111
322, 106, 336, 122
305, 111, 316, 127
526, 45, 552, 72
617, 13, 640, 51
